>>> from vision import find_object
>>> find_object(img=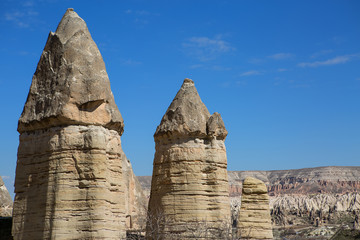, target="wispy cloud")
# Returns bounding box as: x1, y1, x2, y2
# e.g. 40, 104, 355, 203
121, 59, 142, 65
268, 53, 293, 60
298, 55, 353, 67
277, 68, 288, 72
248, 58, 264, 64
188, 64, 231, 71
310, 49, 333, 59
124, 9, 157, 25
239, 70, 262, 77
1, 176, 10, 180
182, 36, 235, 61
212, 65, 232, 71
4, 4, 39, 28
189, 64, 203, 69
125, 9, 151, 16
